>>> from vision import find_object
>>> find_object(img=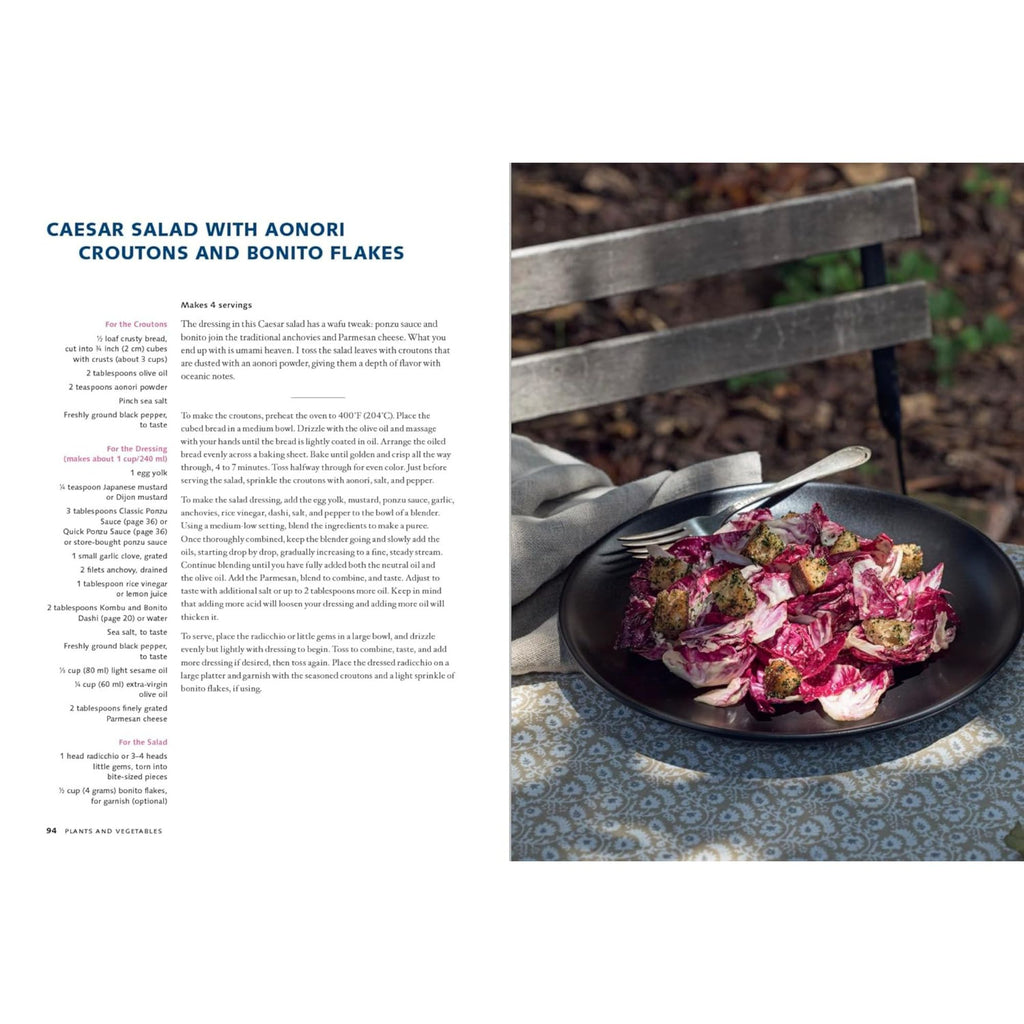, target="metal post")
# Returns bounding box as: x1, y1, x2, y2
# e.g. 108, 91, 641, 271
860, 243, 907, 494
